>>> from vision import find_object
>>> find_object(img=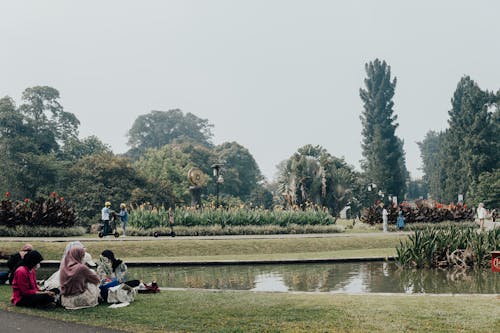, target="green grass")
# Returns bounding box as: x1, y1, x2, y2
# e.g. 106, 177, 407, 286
0, 234, 405, 262
0, 286, 498, 332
